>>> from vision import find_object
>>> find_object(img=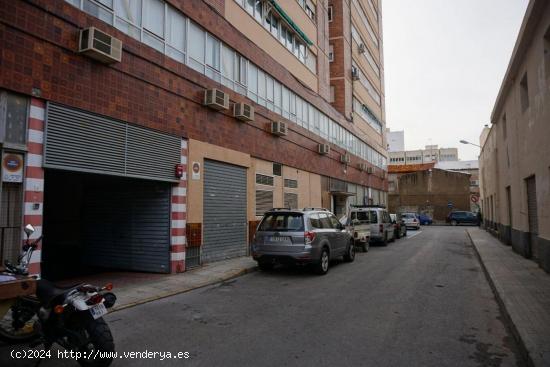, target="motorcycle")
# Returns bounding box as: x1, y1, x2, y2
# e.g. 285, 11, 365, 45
0, 224, 117, 366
